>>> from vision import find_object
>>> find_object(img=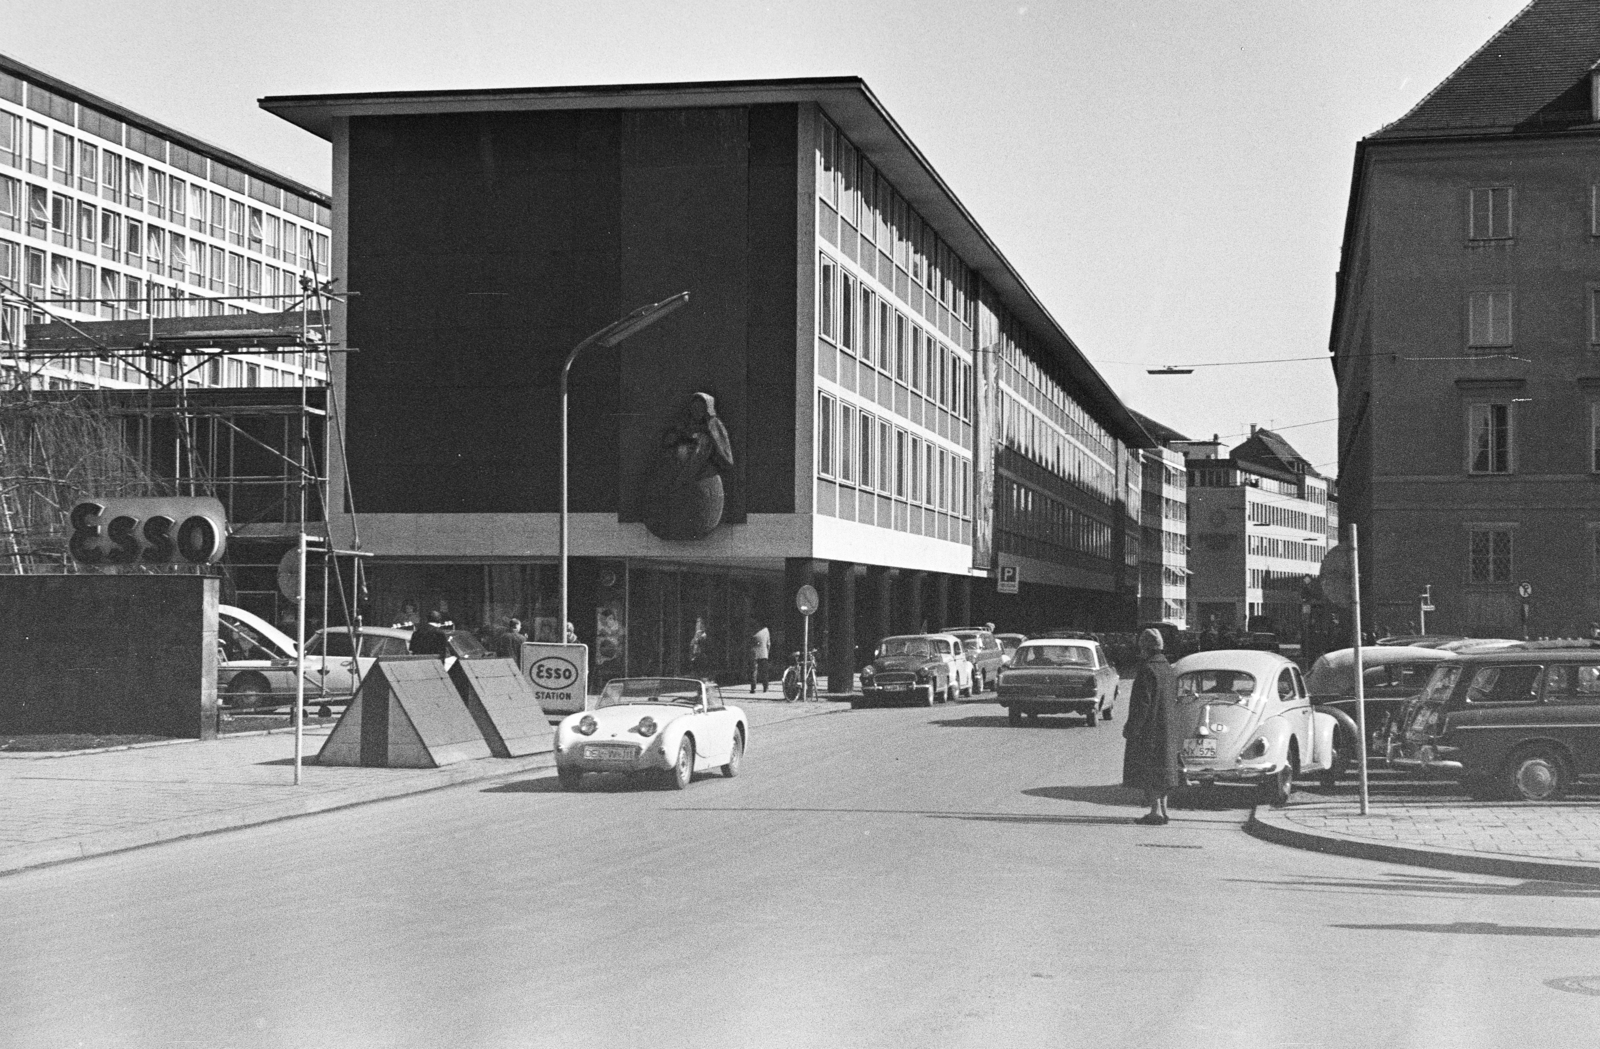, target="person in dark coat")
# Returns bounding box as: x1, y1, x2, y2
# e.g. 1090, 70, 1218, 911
495, 617, 528, 661
1122, 627, 1182, 825
409, 611, 451, 660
